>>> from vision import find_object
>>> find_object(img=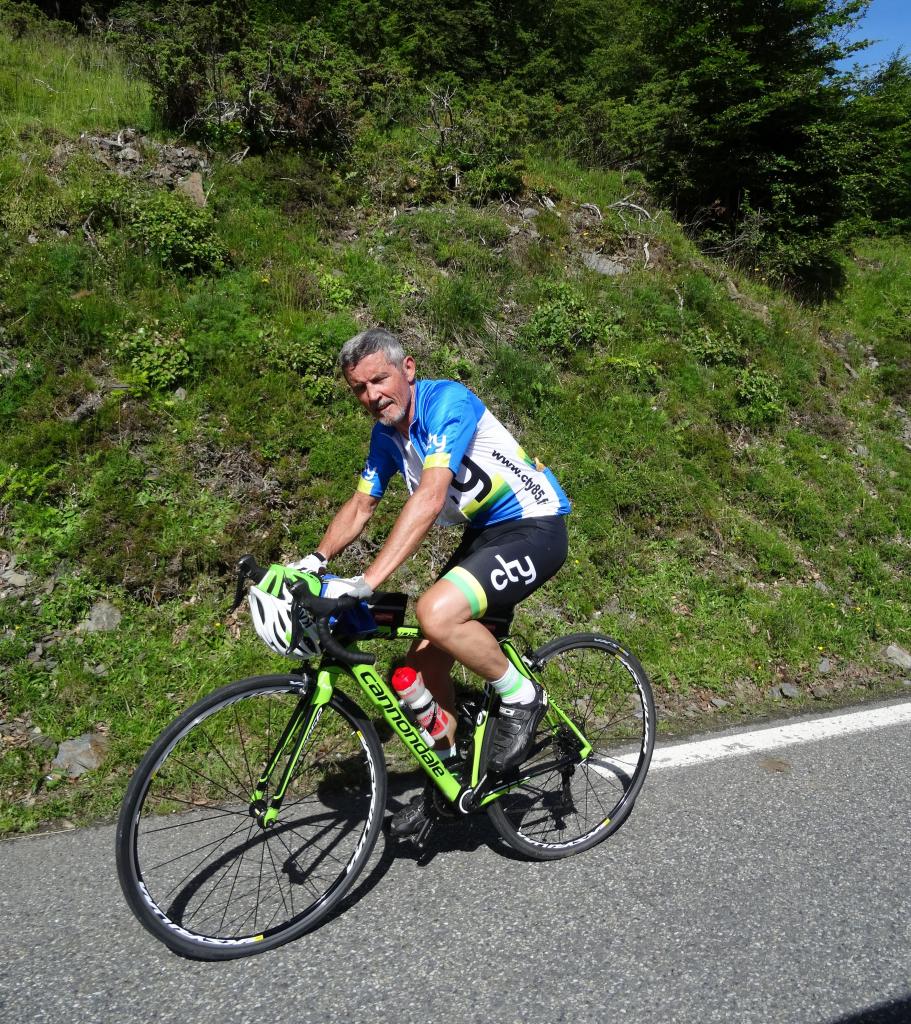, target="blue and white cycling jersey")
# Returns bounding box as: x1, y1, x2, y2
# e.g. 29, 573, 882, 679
356, 379, 570, 527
